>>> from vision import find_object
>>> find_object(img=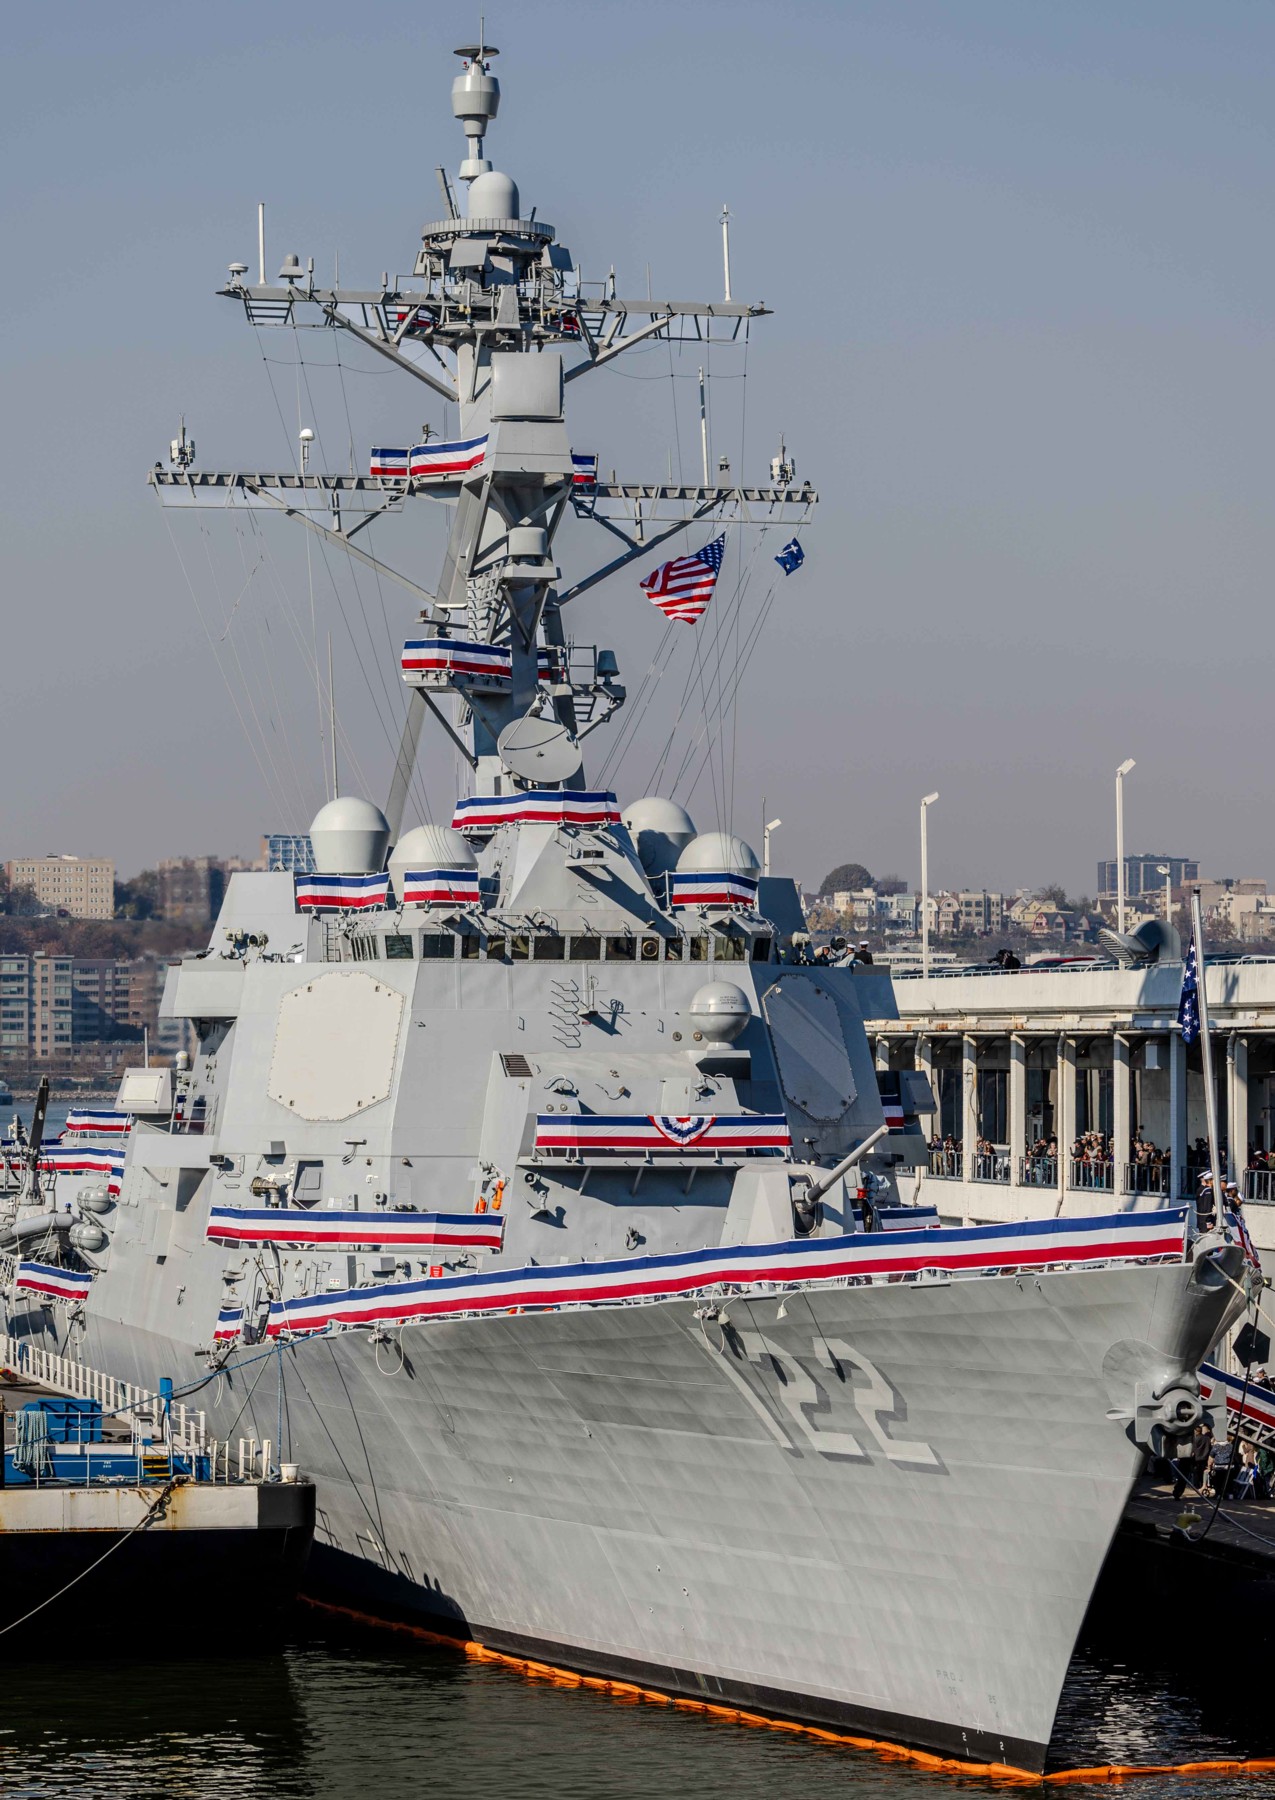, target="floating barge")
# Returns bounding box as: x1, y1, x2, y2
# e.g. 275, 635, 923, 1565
0, 1339, 313, 1652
